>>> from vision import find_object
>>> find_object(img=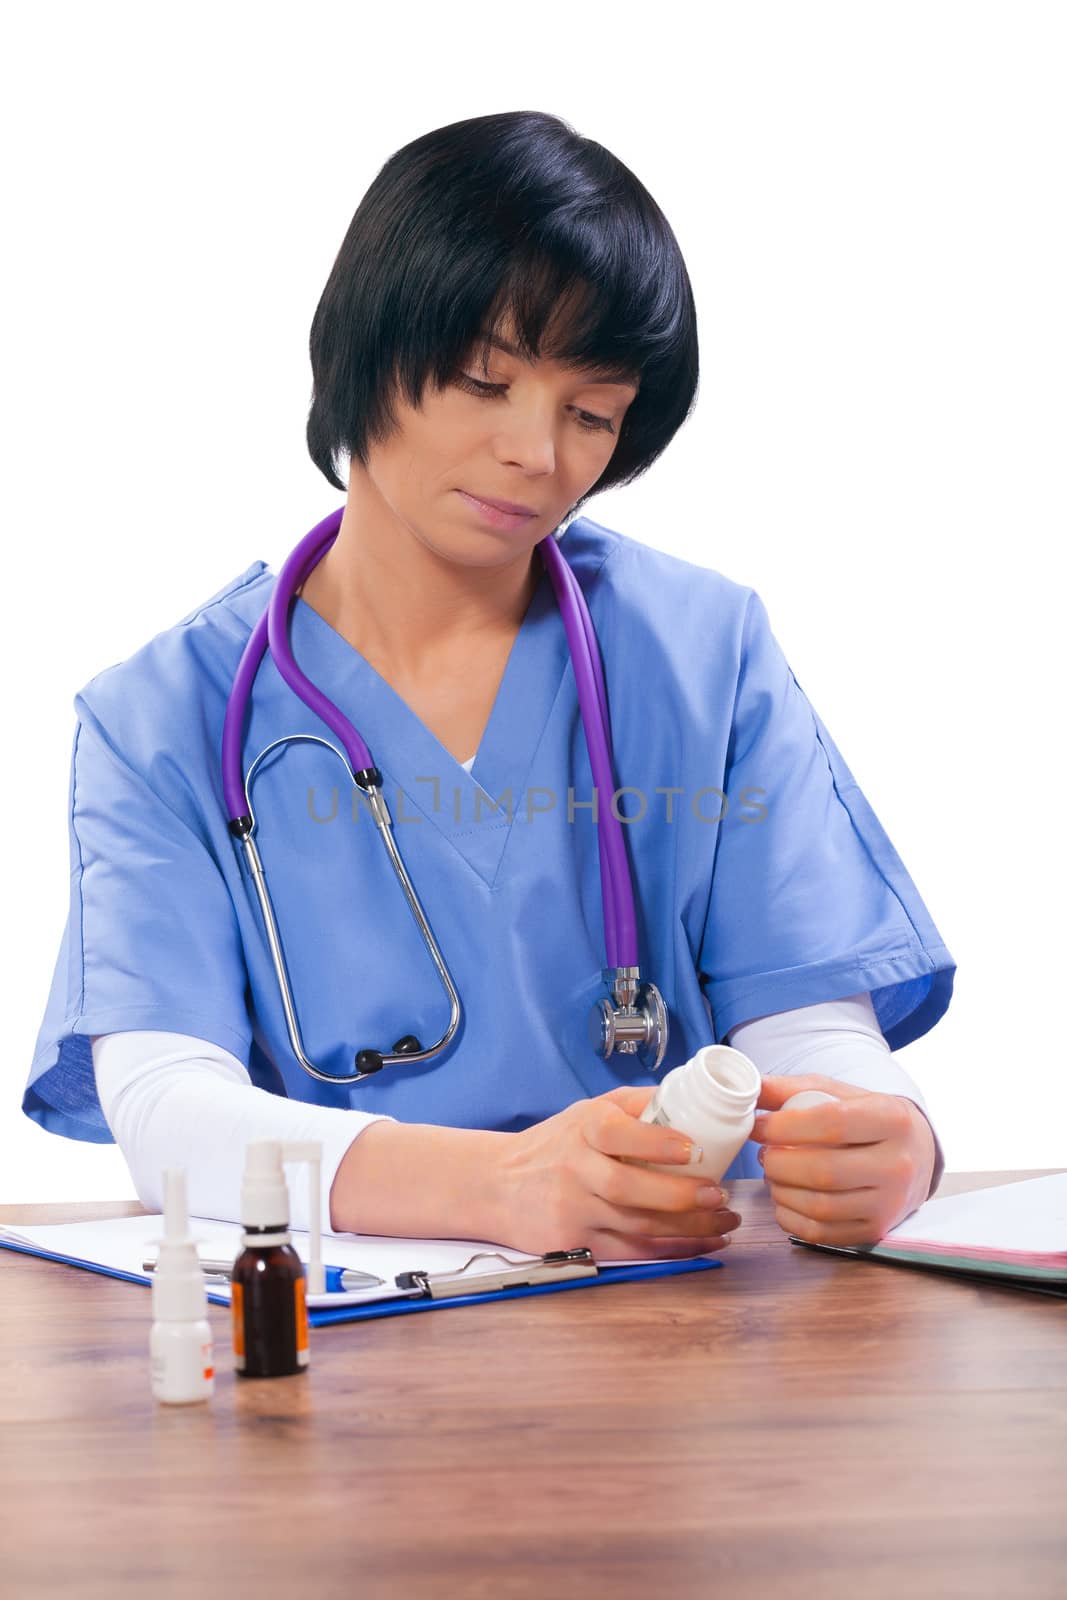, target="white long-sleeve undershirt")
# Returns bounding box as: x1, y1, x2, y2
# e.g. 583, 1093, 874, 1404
91, 992, 943, 1238
90, 1030, 397, 1237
